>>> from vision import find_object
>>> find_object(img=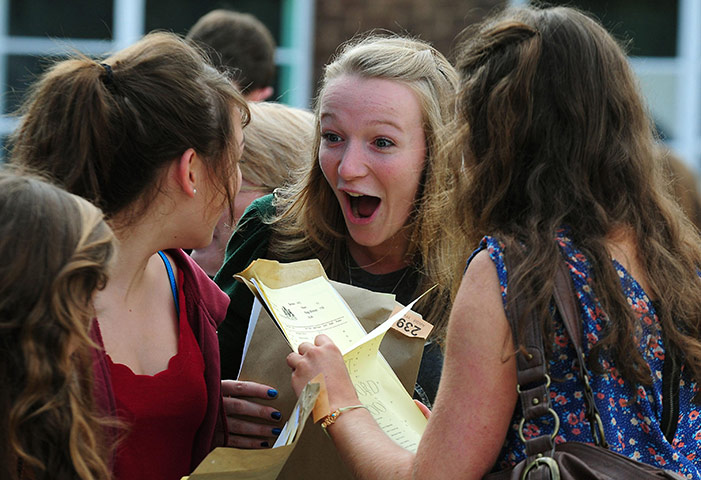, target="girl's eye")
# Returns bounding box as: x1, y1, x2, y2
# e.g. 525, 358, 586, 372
322, 132, 342, 143
374, 138, 395, 148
